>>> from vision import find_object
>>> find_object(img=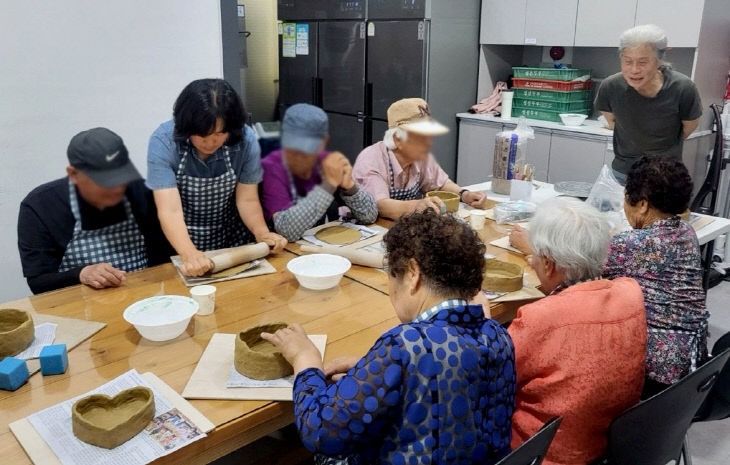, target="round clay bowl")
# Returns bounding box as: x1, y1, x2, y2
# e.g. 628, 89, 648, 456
482, 259, 524, 292
427, 191, 460, 213
0, 308, 34, 357
235, 323, 293, 380
72, 386, 155, 449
